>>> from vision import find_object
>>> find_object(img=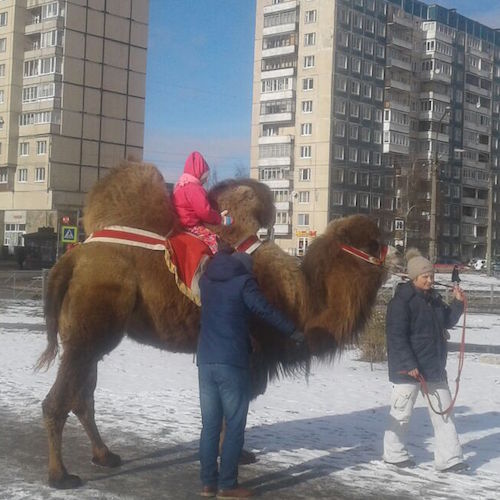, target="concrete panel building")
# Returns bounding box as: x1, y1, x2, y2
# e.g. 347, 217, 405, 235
0, 0, 148, 253
251, 0, 500, 263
